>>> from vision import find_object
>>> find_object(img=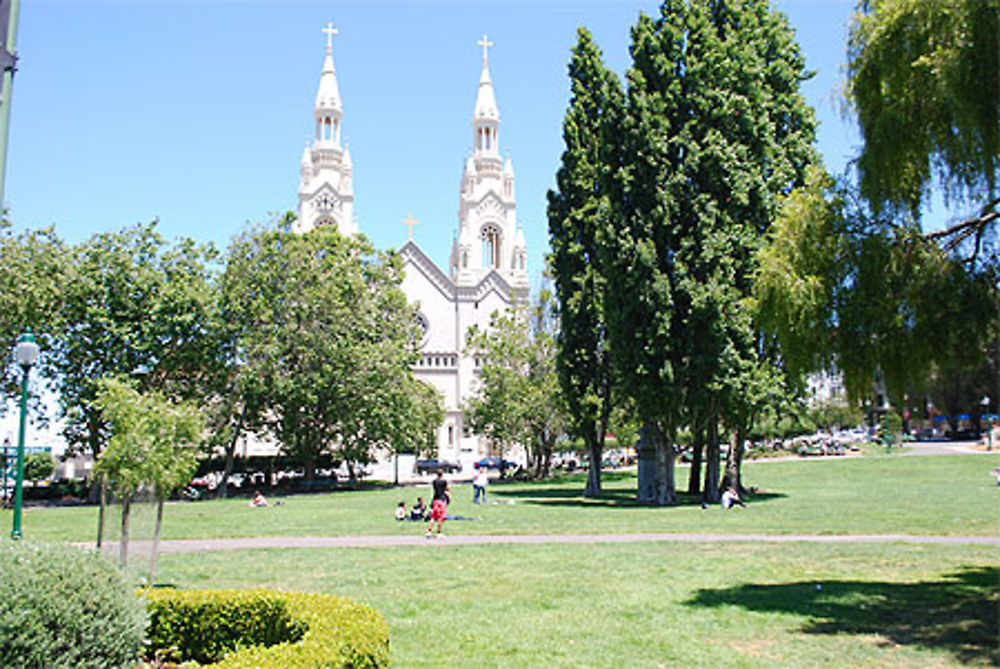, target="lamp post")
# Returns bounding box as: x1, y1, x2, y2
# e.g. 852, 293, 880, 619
982, 396, 992, 453
10, 330, 38, 540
